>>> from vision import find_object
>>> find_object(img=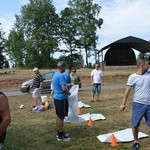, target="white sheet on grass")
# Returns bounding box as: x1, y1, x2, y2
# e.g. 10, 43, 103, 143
79, 113, 106, 121
97, 128, 149, 142
78, 101, 91, 108
64, 85, 86, 123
